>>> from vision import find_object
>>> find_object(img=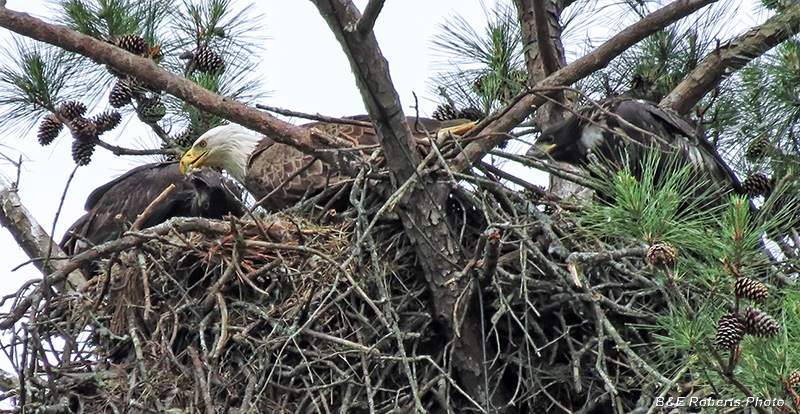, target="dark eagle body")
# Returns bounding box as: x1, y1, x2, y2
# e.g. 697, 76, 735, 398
181, 116, 475, 212
61, 162, 244, 255
528, 98, 743, 201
